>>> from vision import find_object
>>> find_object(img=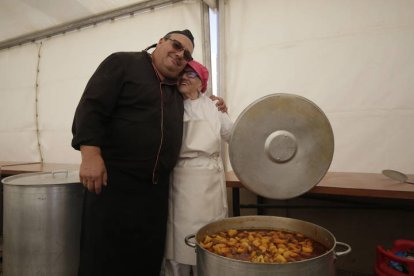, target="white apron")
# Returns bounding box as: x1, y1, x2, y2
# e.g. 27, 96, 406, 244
165, 120, 228, 265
